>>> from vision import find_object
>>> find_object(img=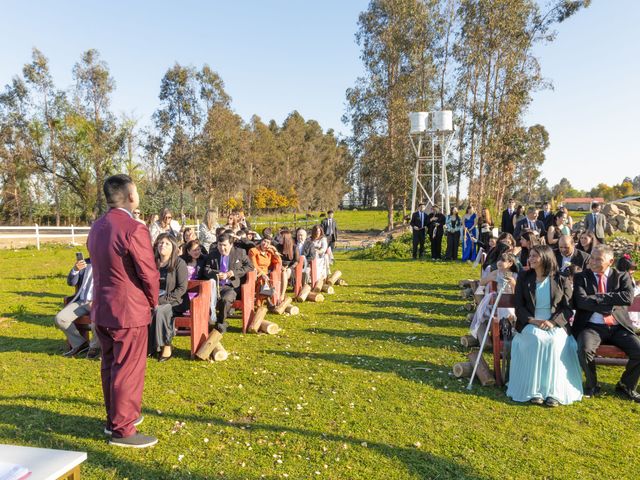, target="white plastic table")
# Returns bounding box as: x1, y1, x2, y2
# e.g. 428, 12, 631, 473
0, 444, 87, 480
